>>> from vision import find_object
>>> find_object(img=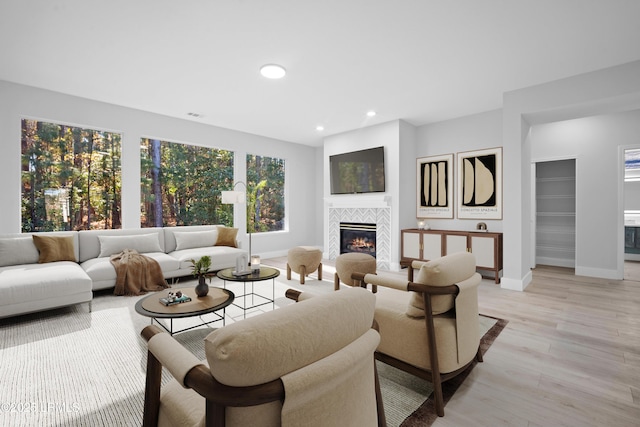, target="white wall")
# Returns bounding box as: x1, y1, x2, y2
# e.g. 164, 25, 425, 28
323, 119, 416, 269
0, 80, 320, 256
398, 120, 418, 230
530, 109, 640, 278
503, 60, 640, 288
415, 109, 503, 232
